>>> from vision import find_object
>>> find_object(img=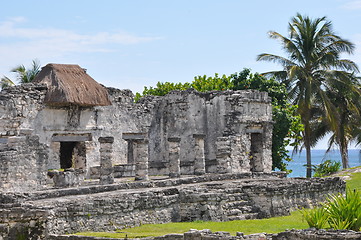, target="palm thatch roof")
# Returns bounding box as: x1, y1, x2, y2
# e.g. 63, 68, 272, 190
33, 63, 111, 107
